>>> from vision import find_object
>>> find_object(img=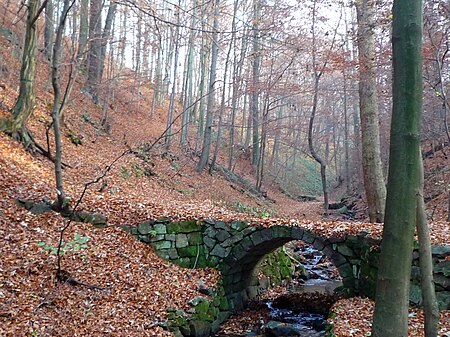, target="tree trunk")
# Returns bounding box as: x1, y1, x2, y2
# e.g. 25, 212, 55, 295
1, 0, 39, 147
371, 0, 424, 335
308, 0, 328, 214
355, 0, 387, 223
99, 0, 117, 84
196, 0, 219, 172
44, 0, 54, 62
84, 0, 102, 102
228, 27, 247, 171
51, 0, 73, 211
251, 0, 261, 167
181, 0, 197, 146
210, 0, 238, 172
416, 151, 440, 337
165, 7, 180, 150
77, 0, 89, 62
